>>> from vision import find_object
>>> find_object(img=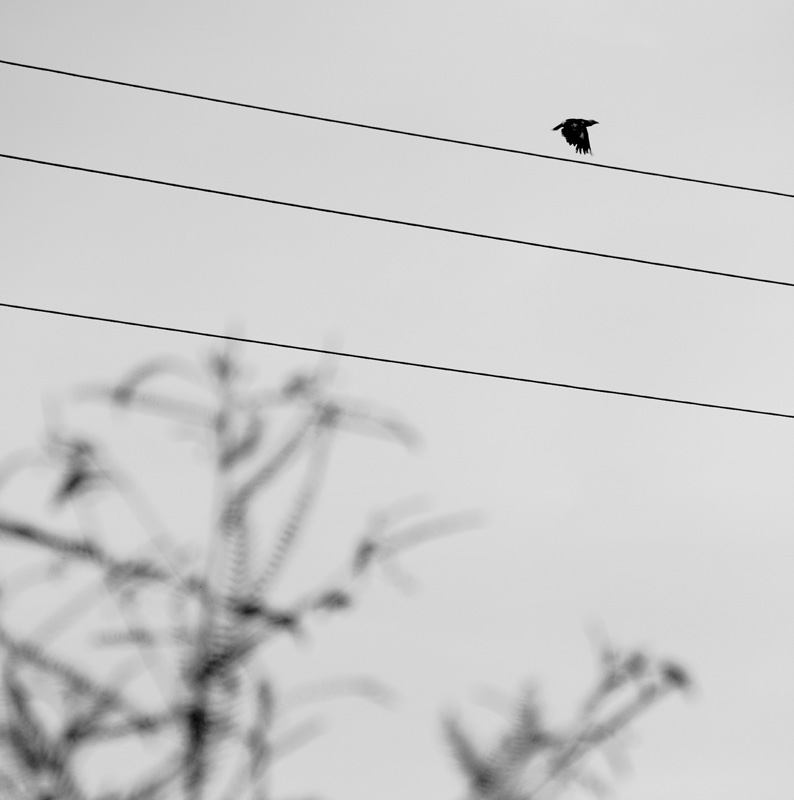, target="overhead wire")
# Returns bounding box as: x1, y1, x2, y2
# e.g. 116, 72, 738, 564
1, 58, 792, 201
3, 152, 794, 290
2, 300, 794, 421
